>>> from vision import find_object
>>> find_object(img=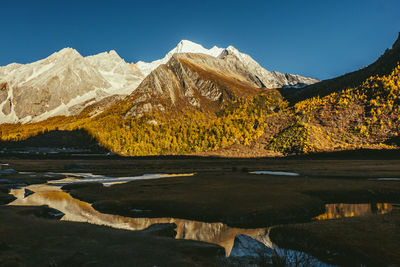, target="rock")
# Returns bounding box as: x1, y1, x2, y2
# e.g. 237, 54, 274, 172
230, 234, 274, 258
125, 52, 266, 117
2, 99, 12, 115
0, 81, 8, 103
24, 189, 35, 198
